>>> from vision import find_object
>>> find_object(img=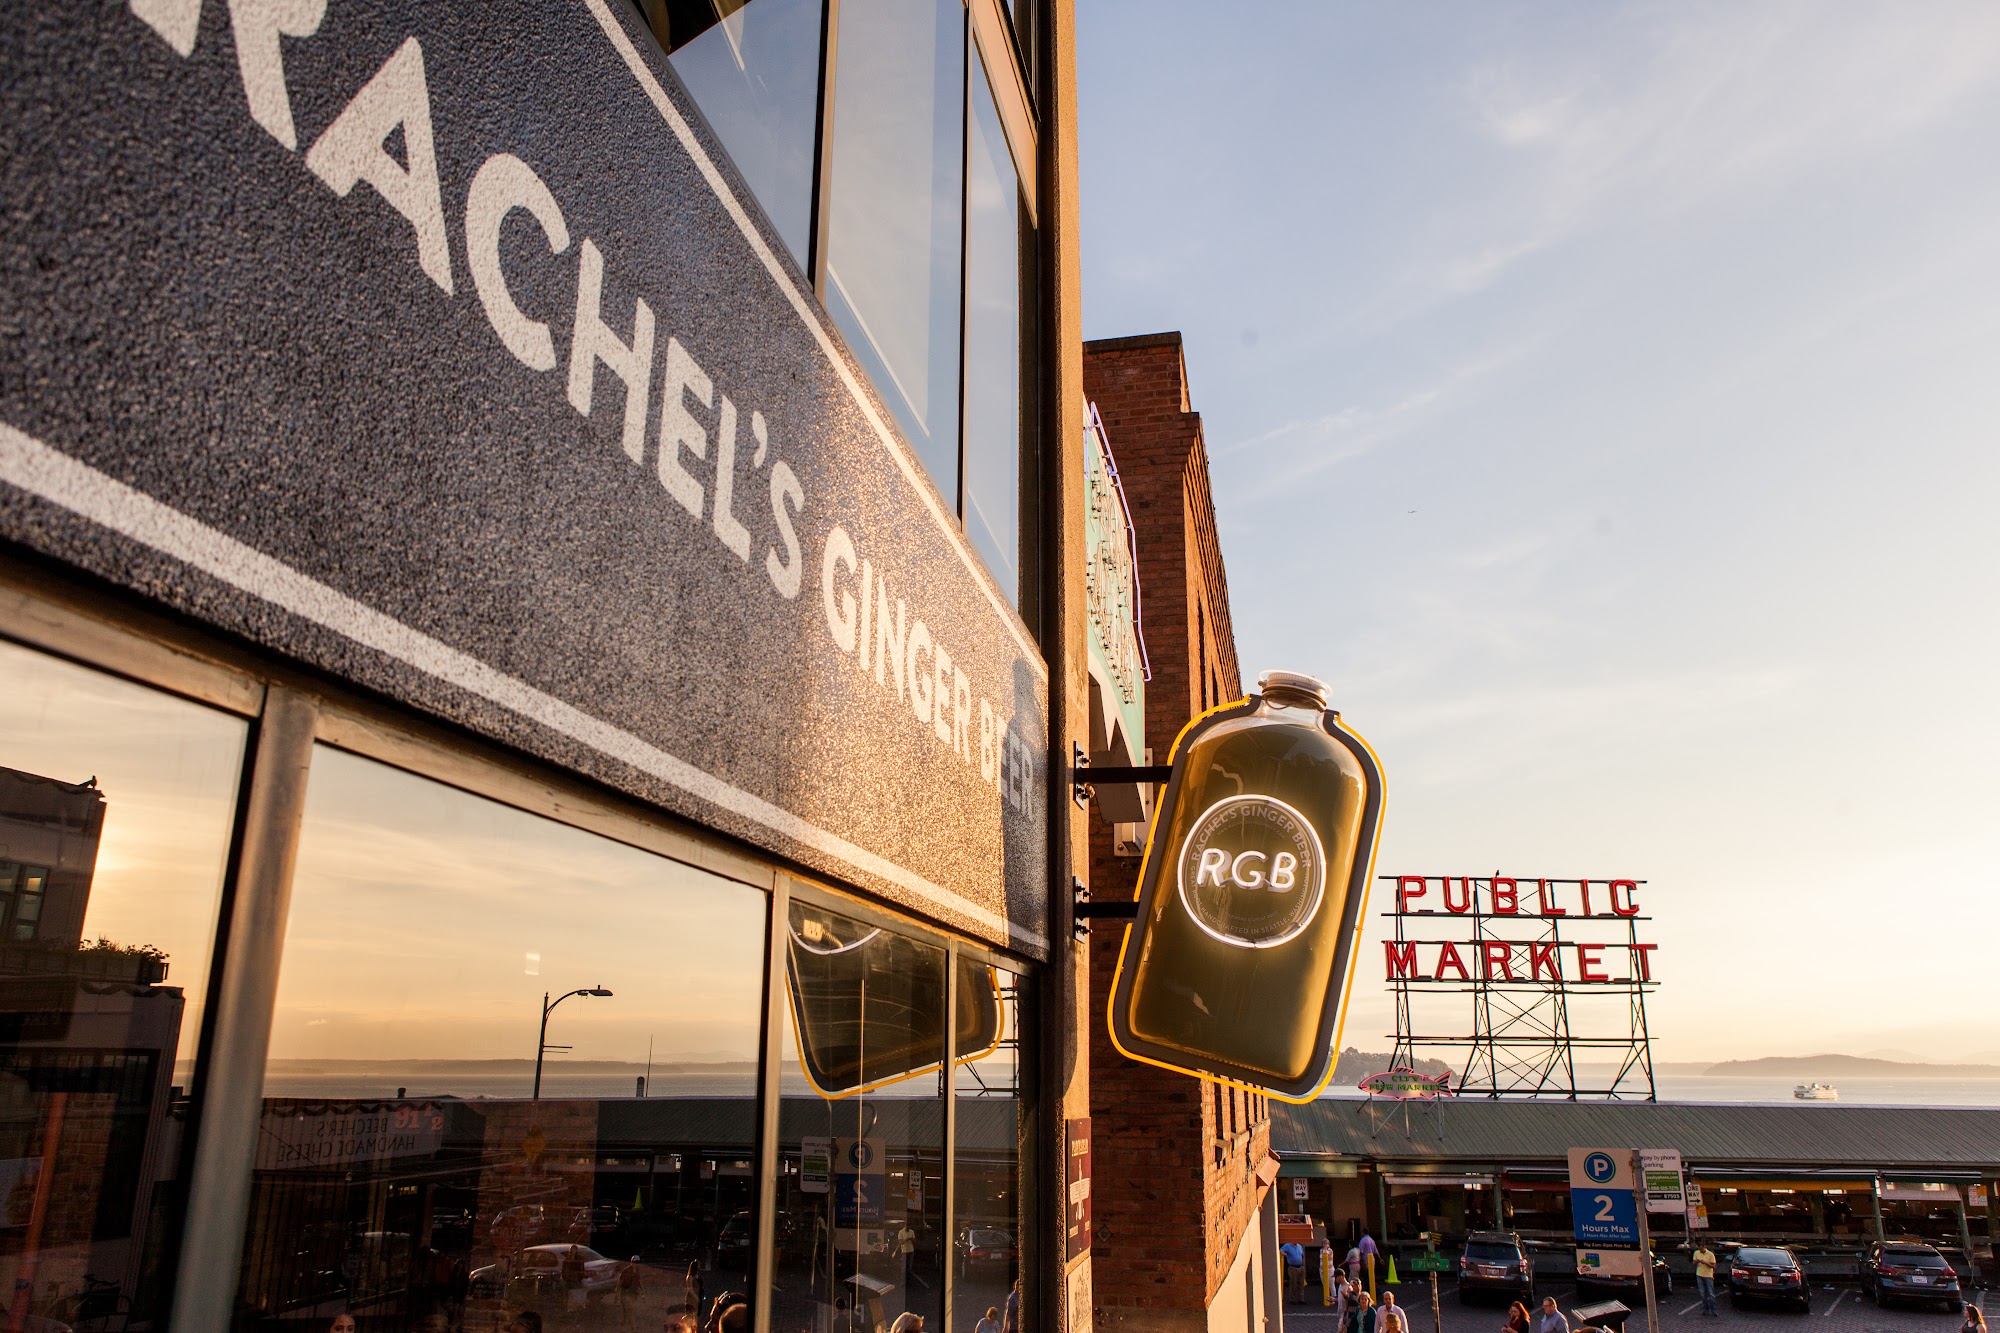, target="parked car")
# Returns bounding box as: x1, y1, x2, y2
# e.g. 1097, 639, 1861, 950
1859, 1241, 1962, 1310
468, 1243, 624, 1308
1575, 1250, 1672, 1304
956, 1227, 1018, 1271
715, 1212, 754, 1269
1456, 1231, 1534, 1305
1726, 1246, 1809, 1312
